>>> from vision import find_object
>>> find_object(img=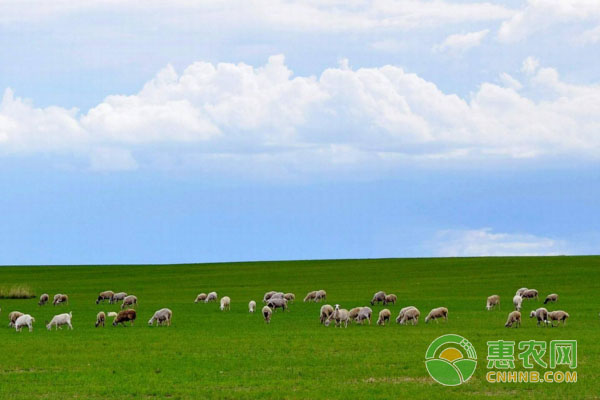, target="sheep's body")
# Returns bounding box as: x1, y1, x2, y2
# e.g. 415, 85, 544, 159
396, 306, 420, 325
270, 292, 285, 300
370, 291, 386, 306
111, 292, 127, 304
53, 294, 68, 306
220, 296, 231, 311
505, 311, 521, 328
15, 314, 35, 332
315, 290, 327, 302
529, 308, 549, 327
38, 293, 49, 306
319, 304, 334, 324
544, 293, 559, 304
377, 309, 392, 326
95, 312, 106, 328
121, 295, 138, 309
303, 291, 317, 302
348, 307, 362, 321
148, 308, 172, 326
96, 291, 114, 304
8, 311, 24, 327
267, 297, 288, 312
513, 294, 523, 311
326, 305, 350, 328
205, 292, 218, 303
548, 310, 569, 326
522, 289, 538, 300
262, 306, 272, 323
47, 312, 73, 330
249, 300, 256, 313
486, 295, 500, 310
425, 307, 448, 323
263, 291, 277, 303
516, 287, 528, 296
384, 294, 397, 305
356, 307, 372, 324
284, 293, 295, 302
195, 293, 207, 303
113, 309, 136, 326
